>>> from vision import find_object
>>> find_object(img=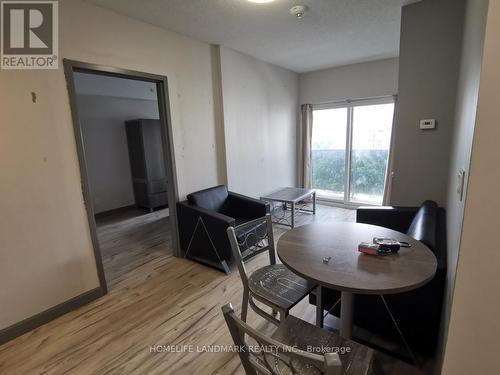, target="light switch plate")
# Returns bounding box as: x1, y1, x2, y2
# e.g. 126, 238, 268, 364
457, 169, 466, 201
420, 119, 436, 129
